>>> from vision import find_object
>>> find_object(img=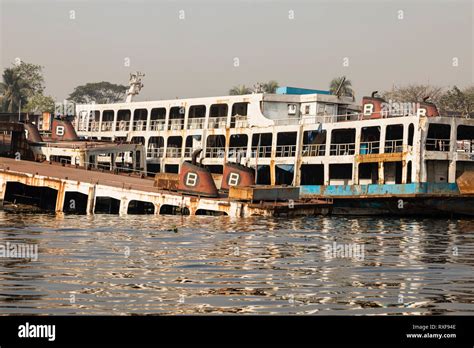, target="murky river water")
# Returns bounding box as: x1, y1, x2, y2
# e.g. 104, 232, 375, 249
0, 212, 473, 315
